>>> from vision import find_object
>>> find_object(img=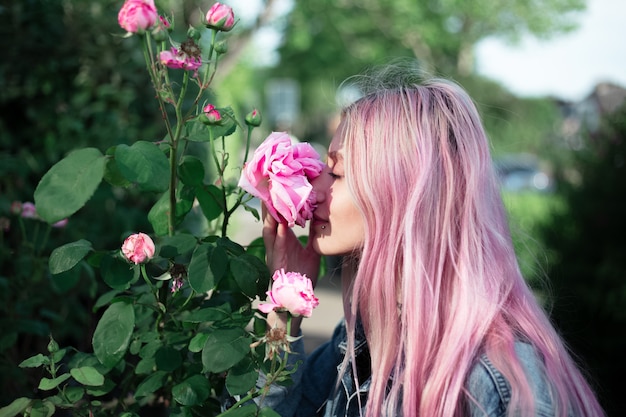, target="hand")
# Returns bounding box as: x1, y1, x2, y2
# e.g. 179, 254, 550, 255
262, 205, 321, 287
262, 205, 321, 336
